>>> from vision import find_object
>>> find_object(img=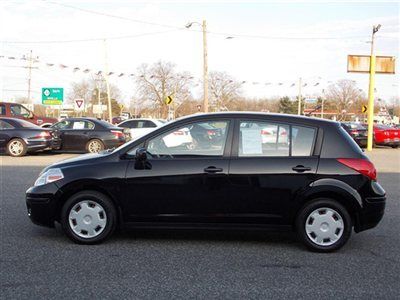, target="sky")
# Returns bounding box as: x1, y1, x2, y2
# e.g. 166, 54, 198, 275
0, 0, 399, 109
